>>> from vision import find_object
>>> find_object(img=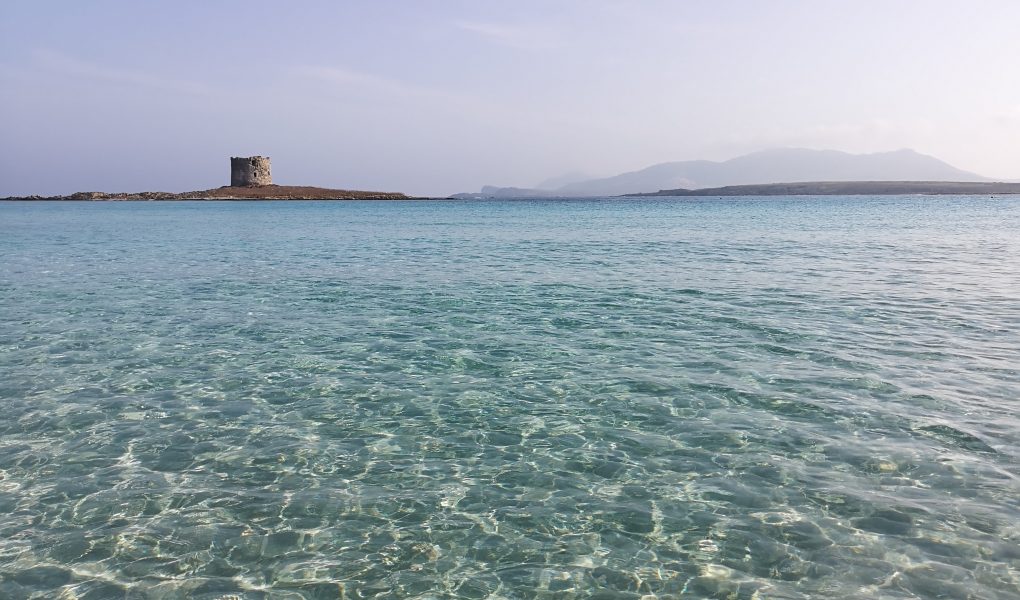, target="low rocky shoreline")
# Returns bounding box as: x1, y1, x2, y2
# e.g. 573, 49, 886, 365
626, 180, 1020, 196
3, 185, 414, 201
